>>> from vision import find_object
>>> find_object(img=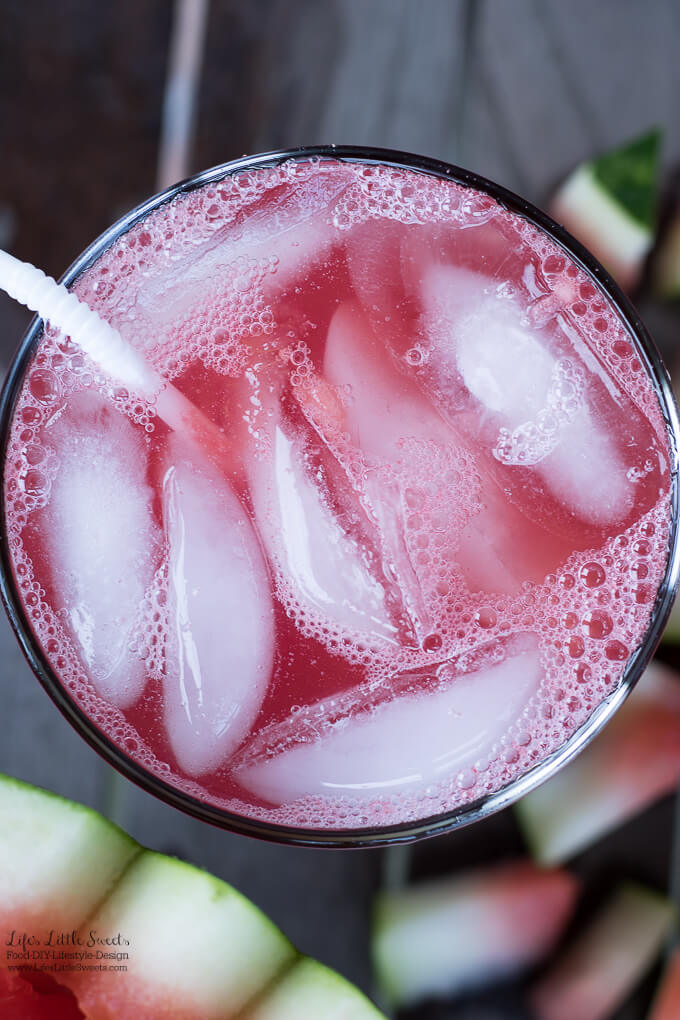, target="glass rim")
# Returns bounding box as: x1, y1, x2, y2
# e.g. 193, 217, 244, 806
1, 143, 679, 849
